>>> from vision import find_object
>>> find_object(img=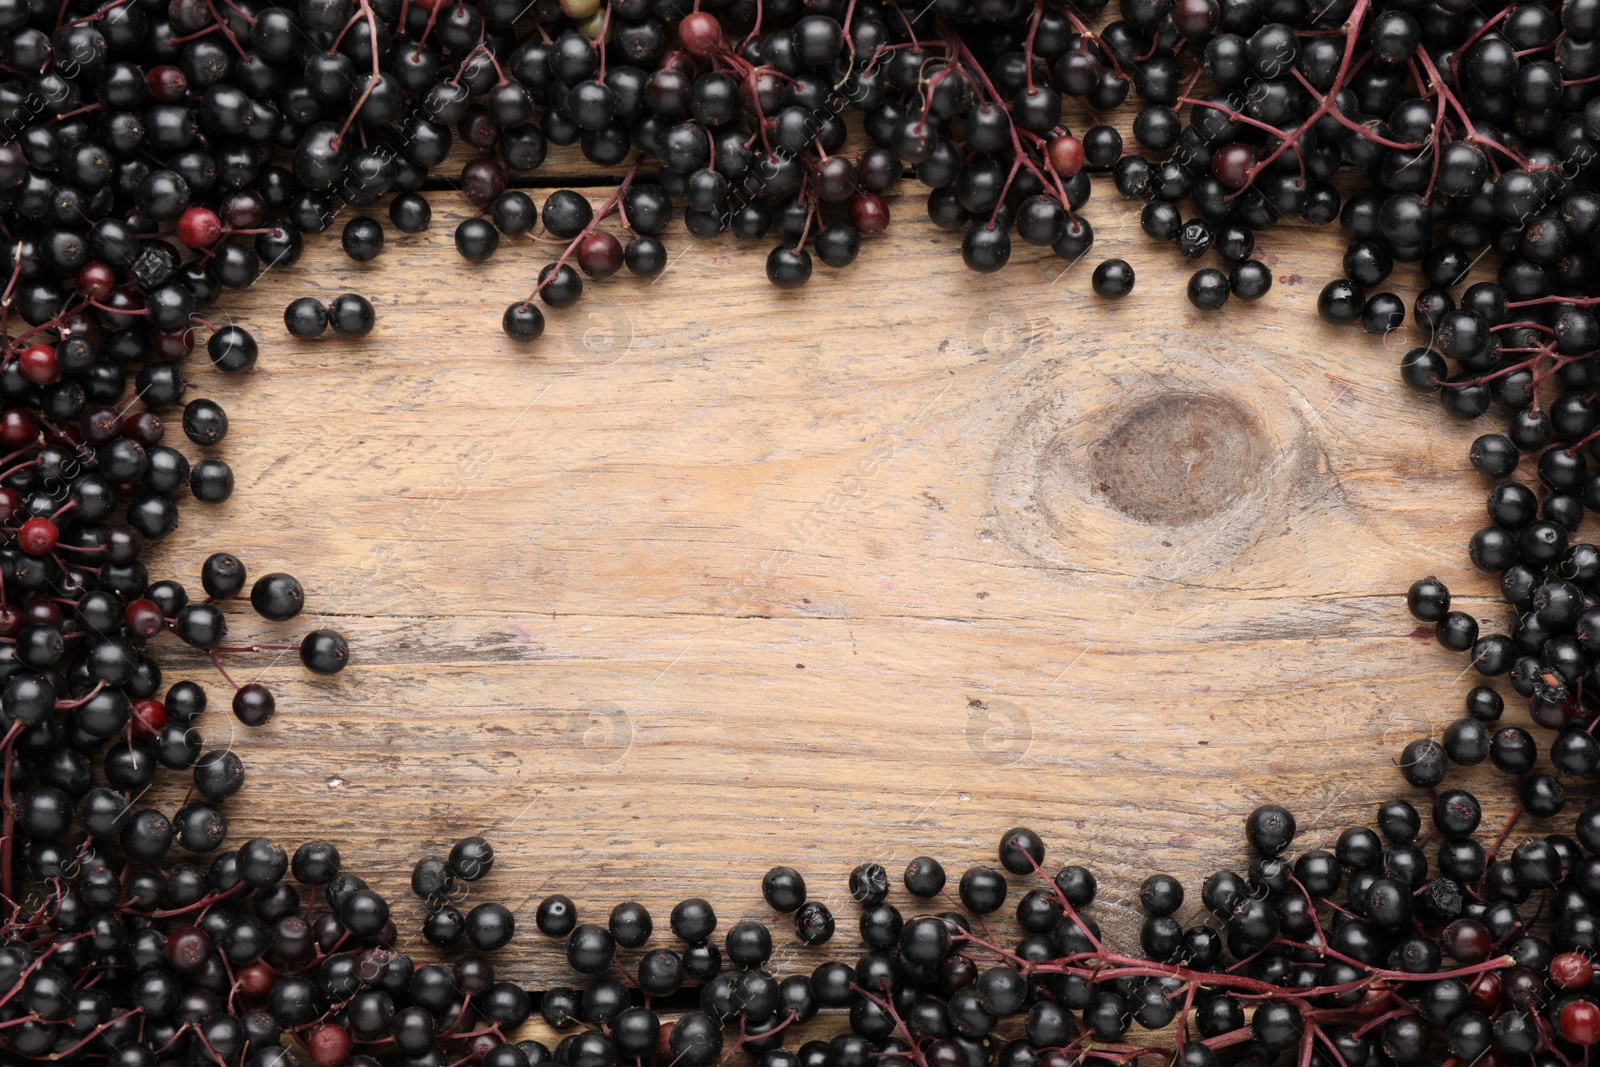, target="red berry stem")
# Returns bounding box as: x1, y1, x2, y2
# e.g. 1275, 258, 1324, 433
523, 158, 642, 304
